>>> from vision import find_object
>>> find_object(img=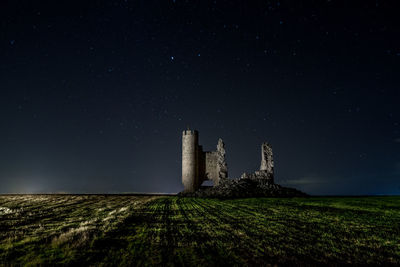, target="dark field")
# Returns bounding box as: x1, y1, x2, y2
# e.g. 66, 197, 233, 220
0, 195, 399, 266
